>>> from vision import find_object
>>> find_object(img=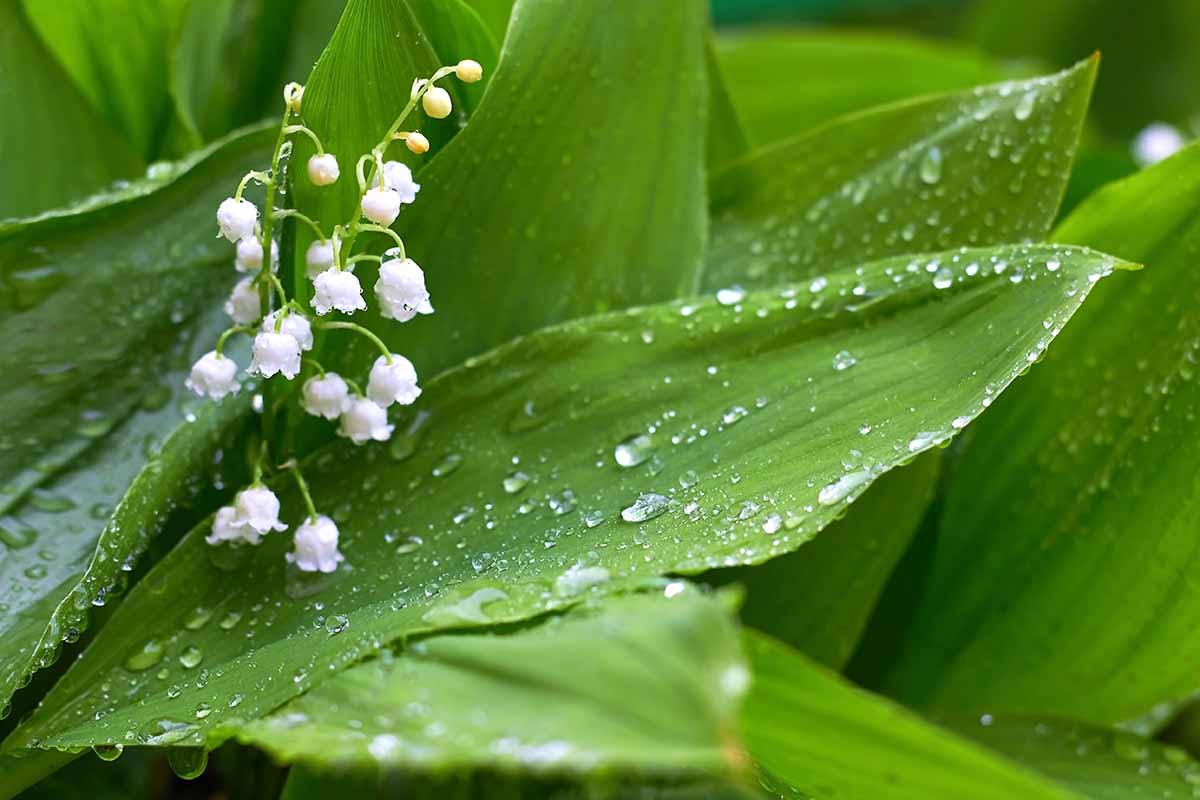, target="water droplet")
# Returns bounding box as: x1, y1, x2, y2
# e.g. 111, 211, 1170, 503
422, 587, 510, 625
678, 469, 699, 489
818, 470, 872, 506
933, 267, 953, 290
432, 453, 462, 477
583, 509, 605, 528
325, 614, 349, 635
919, 146, 943, 184
503, 471, 530, 494
138, 718, 199, 746
194, 702, 212, 719
394, 535, 424, 555
1013, 91, 1036, 121
183, 607, 214, 631
125, 639, 165, 672
832, 350, 857, 371
716, 286, 746, 306
722, 406, 749, 426
167, 747, 209, 780
907, 431, 939, 452
614, 434, 654, 468
554, 565, 611, 597
217, 610, 242, 630
621, 493, 671, 523
179, 646, 203, 669
0, 521, 37, 549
